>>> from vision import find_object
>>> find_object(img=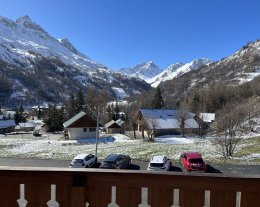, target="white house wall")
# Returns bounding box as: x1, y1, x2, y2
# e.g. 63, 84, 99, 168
68, 128, 96, 140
